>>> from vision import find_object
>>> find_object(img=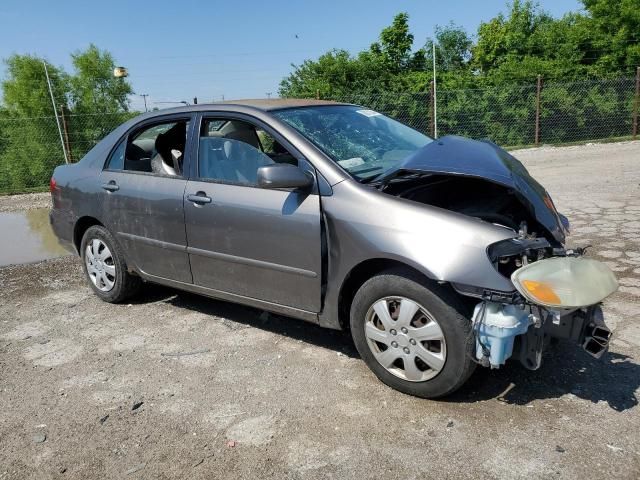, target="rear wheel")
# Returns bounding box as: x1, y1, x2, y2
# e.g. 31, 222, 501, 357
80, 225, 141, 303
350, 268, 475, 398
